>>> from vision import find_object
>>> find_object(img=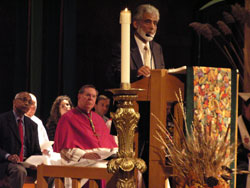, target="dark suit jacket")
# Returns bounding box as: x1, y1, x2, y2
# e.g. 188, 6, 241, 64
108, 36, 165, 88
0, 111, 41, 179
